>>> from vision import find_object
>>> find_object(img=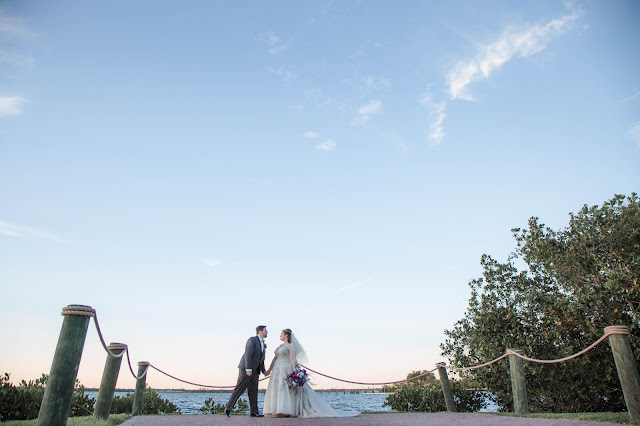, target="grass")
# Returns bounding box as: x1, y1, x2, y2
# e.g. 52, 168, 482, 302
2, 414, 130, 426
494, 412, 639, 424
